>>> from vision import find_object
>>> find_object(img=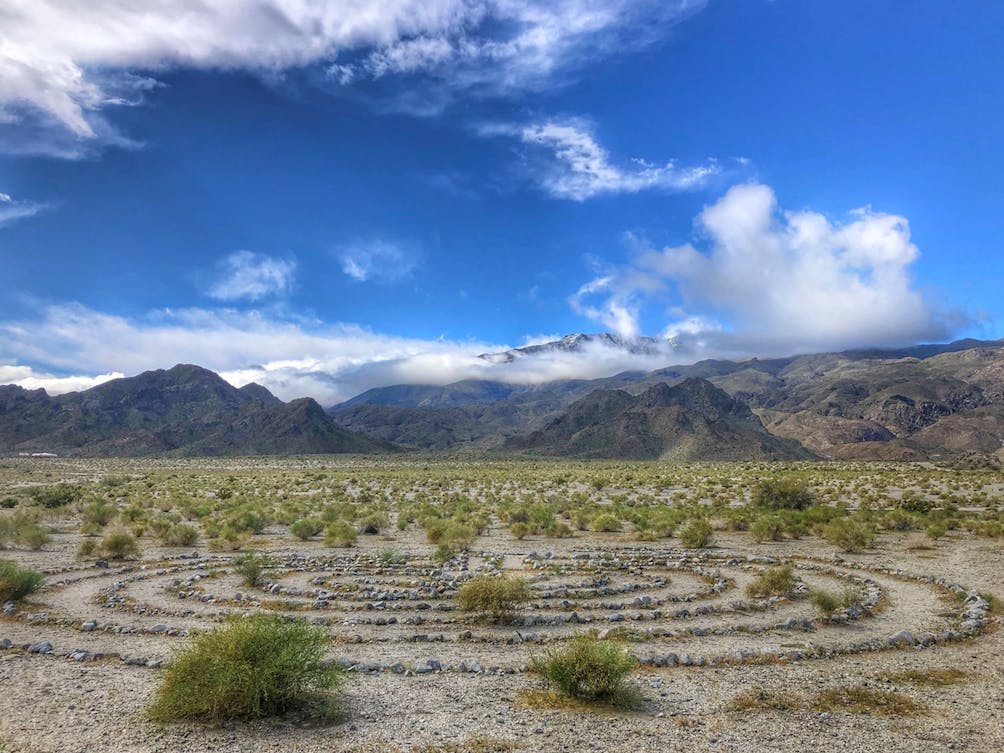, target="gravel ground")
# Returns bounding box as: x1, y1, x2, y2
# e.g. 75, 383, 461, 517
1, 525, 1002, 753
